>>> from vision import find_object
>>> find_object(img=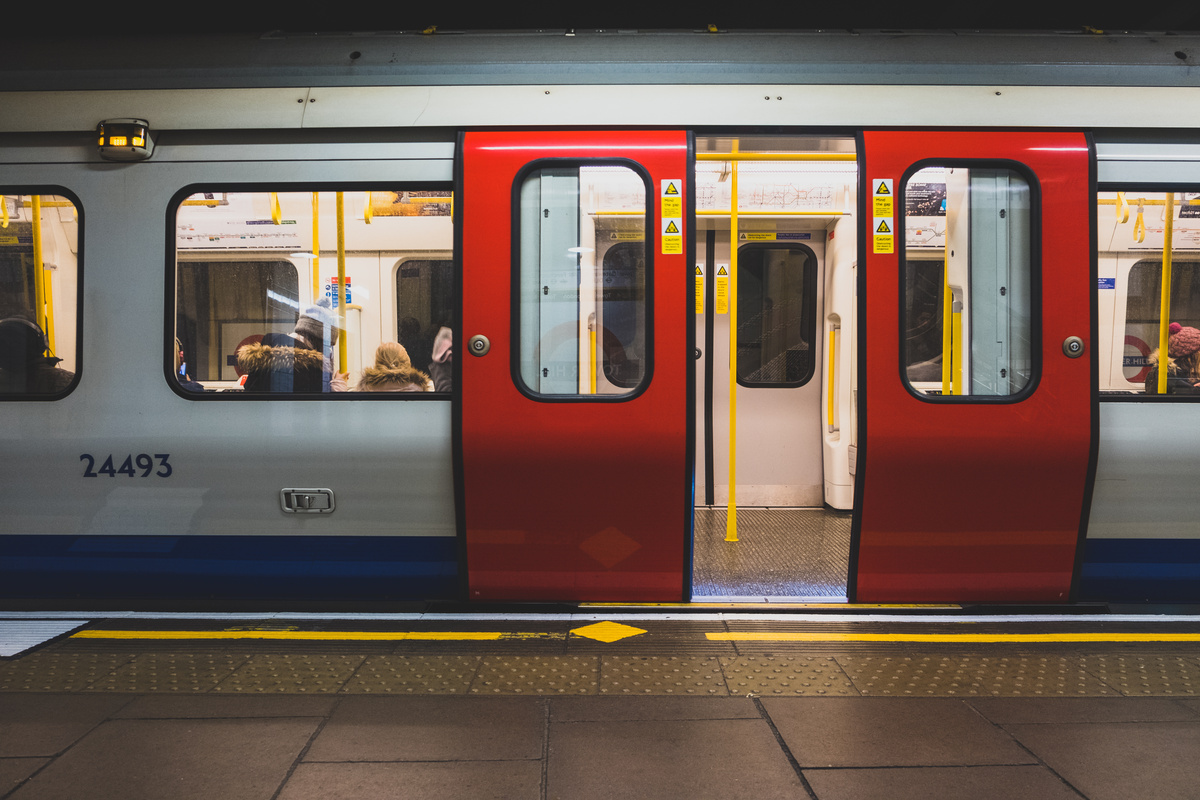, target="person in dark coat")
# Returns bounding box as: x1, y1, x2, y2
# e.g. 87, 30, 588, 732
0, 316, 74, 394
237, 300, 347, 393
1145, 322, 1200, 394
